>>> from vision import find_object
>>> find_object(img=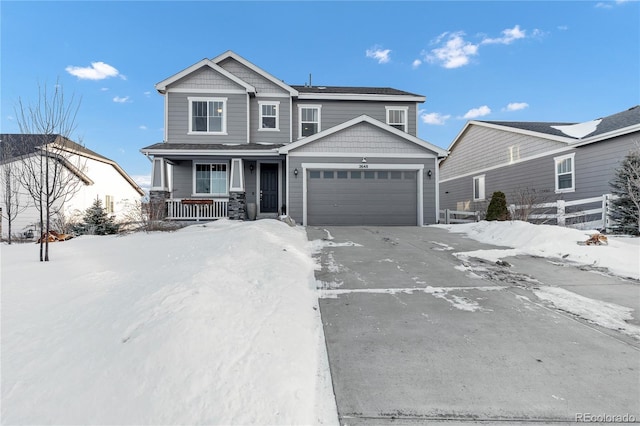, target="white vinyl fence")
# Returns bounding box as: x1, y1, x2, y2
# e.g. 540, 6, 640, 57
439, 209, 480, 224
